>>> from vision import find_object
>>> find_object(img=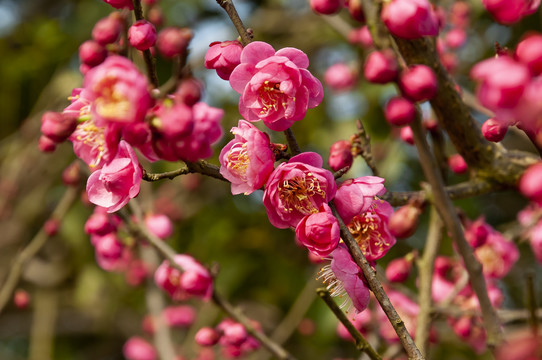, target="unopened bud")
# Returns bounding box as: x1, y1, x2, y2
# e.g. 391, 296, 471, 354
156, 27, 192, 58
92, 15, 122, 45
448, 154, 468, 174
364, 49, 398, 84
400, 126, 415, 145
79, 40, 107, 67
40, 111, 77, 143
128, 20, 157, 51
328, 140, 353, 172
399, 65, 438, 102
14, 289, 30, 309
62, 161, 81, 187
44, 218, 60, 236
384, 96, 416, 126
389, 204, 421, 238
38, 135, 57, 153
195, 327, 221, 346
385, 257, 412, 282
481, 118, 507, 142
